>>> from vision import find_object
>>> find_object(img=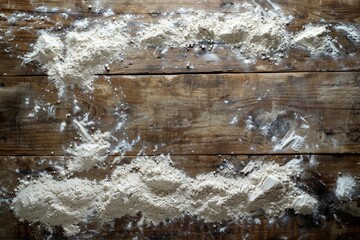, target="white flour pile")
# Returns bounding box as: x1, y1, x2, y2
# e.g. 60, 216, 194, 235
335, 175, 357, 201
291, 24, 338, 54
12, 155, 318, 236
65, 119, 111, 172
137, 4, 292, 59
24, 18, 132, 97
7, 2, 360, 237
21, 3, 359, 96
62, 107, 131, 173
136, 4, 348, 60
